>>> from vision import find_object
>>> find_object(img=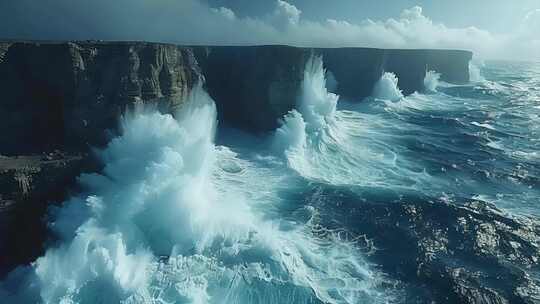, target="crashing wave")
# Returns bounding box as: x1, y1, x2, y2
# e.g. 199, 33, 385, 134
469, 60, 485, 83
423, 70, 441, 92
1, 84, 388, 304
274, 56, 430, 189
372, 72, 404, 101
